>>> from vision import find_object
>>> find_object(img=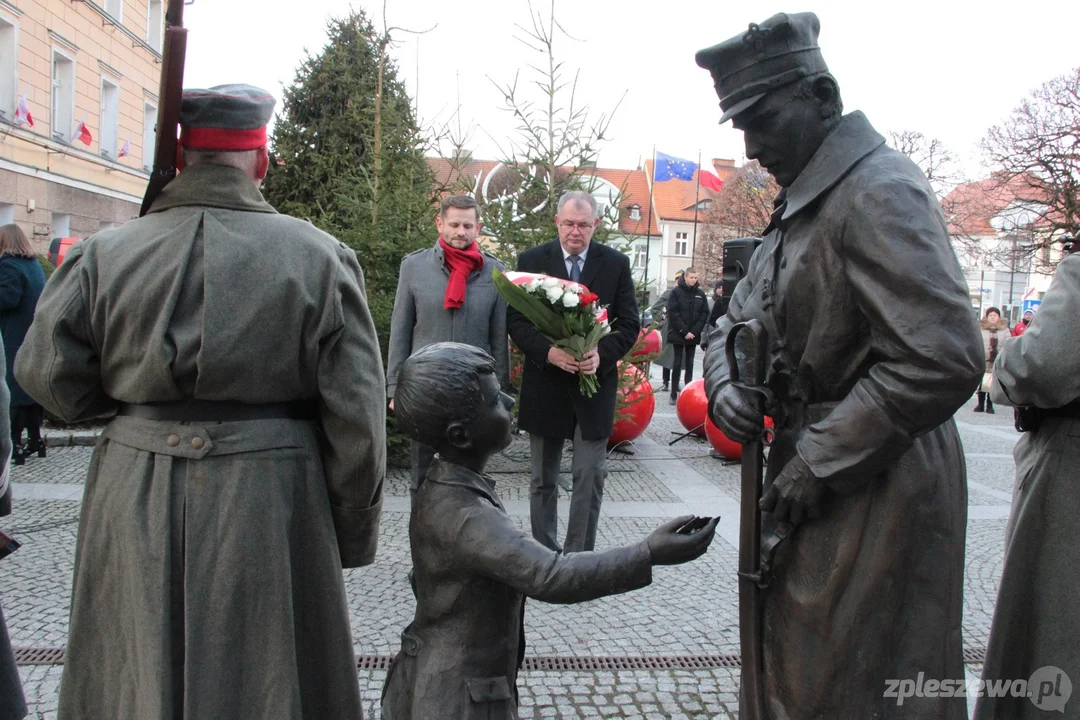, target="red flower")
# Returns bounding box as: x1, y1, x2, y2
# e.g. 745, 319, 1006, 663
580, 292, 599, 306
